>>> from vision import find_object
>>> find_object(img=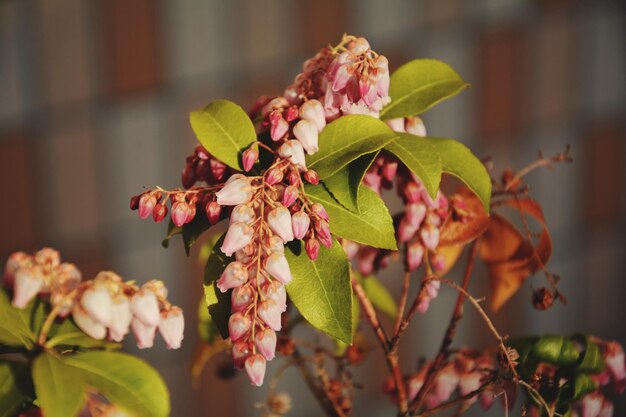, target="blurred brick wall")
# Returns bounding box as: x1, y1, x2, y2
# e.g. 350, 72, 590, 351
0, 0, 624, 416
